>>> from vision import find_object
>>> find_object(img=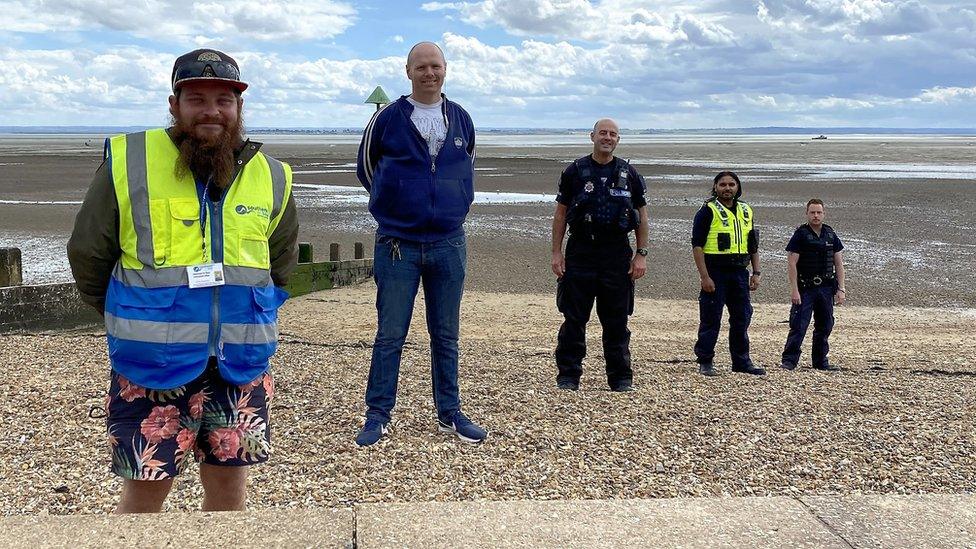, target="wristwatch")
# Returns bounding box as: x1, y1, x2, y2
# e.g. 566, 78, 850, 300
636, 248, 649, 256
752, 271, 762, 276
